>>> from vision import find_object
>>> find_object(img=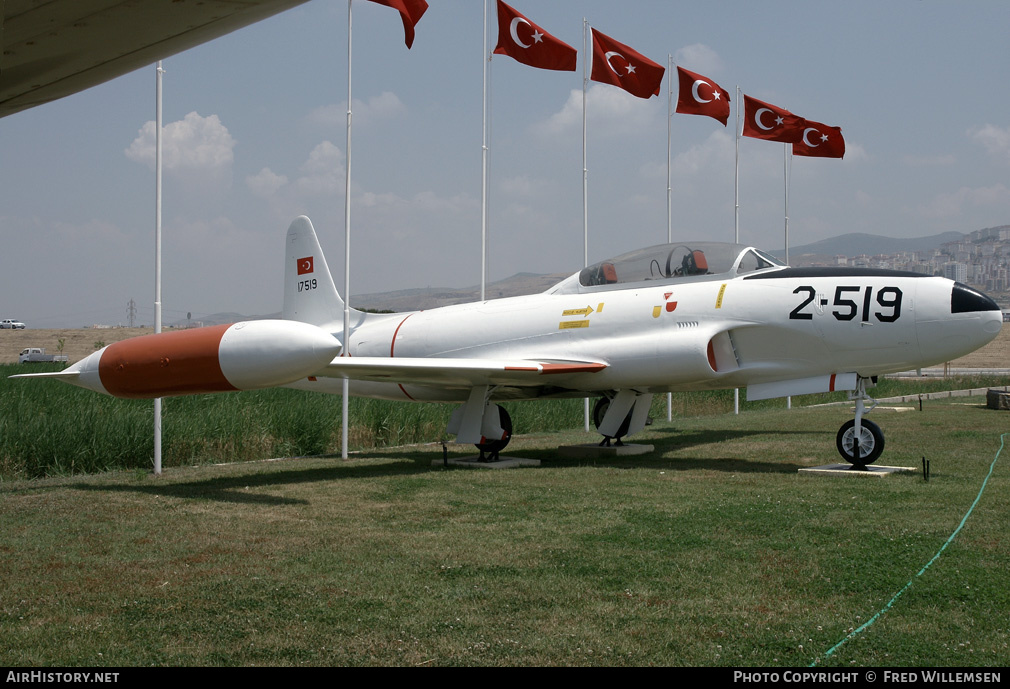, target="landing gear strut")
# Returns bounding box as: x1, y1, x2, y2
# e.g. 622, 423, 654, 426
475, 404, 512, 462
593, 396, 630, 446
835, 377, 884, 469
